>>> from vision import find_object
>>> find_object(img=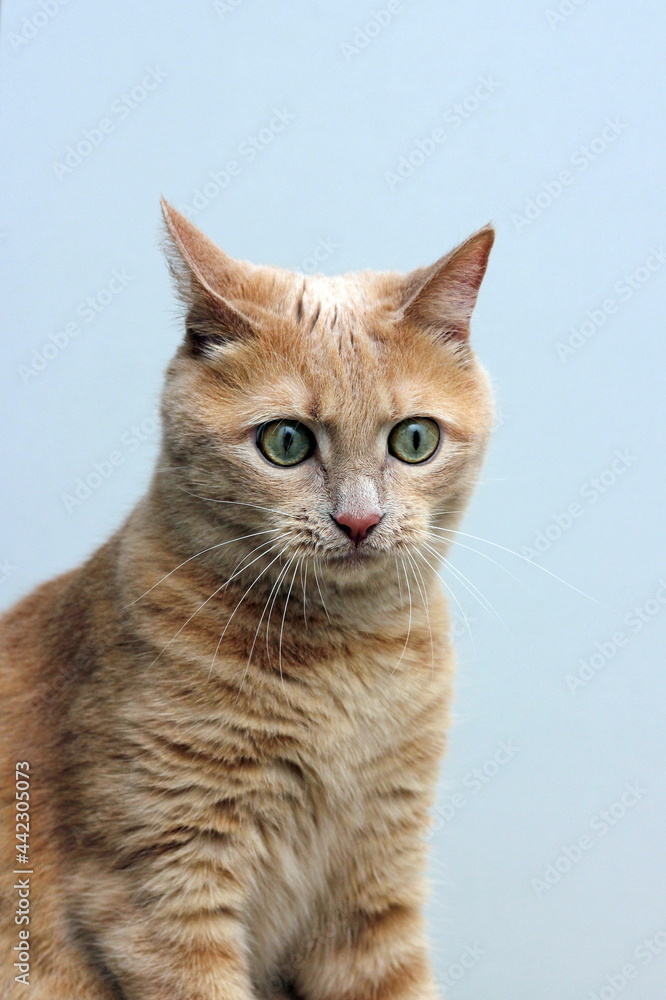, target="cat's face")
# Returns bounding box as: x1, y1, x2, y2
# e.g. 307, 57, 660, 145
160, 203, 494, 585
